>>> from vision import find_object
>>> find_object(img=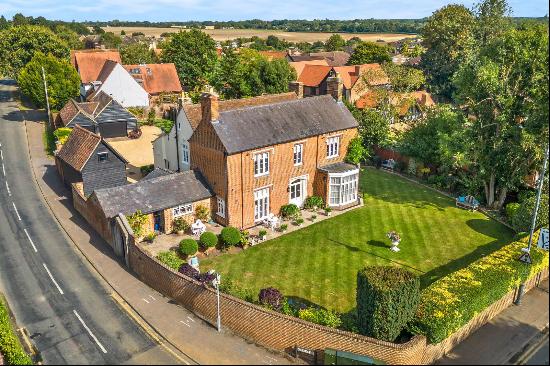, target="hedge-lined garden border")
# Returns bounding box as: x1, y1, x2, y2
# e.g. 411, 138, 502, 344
0, 295, 32, 365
